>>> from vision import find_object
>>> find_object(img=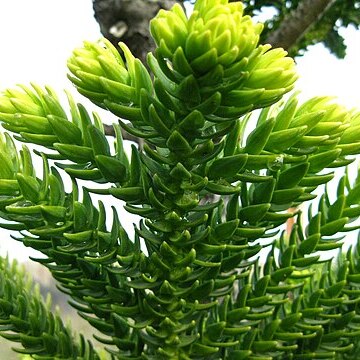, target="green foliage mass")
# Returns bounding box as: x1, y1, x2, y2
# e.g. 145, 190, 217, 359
0, 257, 102, 359
0, 0, 360, 358
242, 0, 360, 58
